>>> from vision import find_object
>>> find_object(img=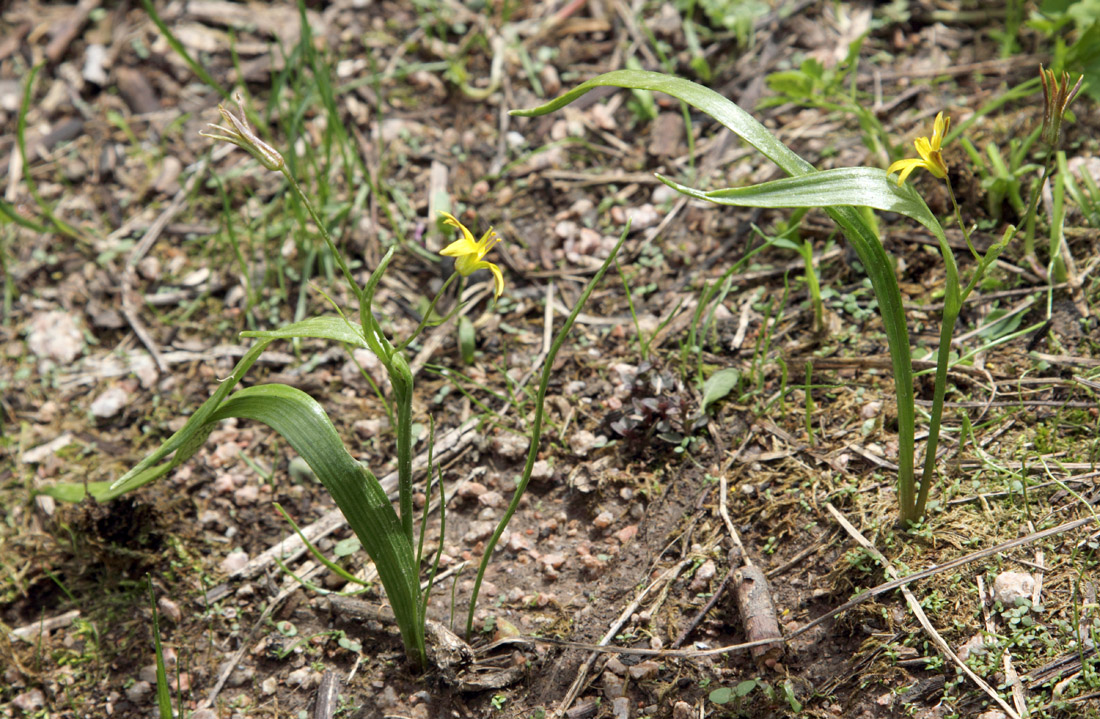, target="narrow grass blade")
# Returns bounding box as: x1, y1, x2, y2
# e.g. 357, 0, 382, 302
147, 580, 174, 719
140, 0, 230, 99
466, 224, 630, 636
